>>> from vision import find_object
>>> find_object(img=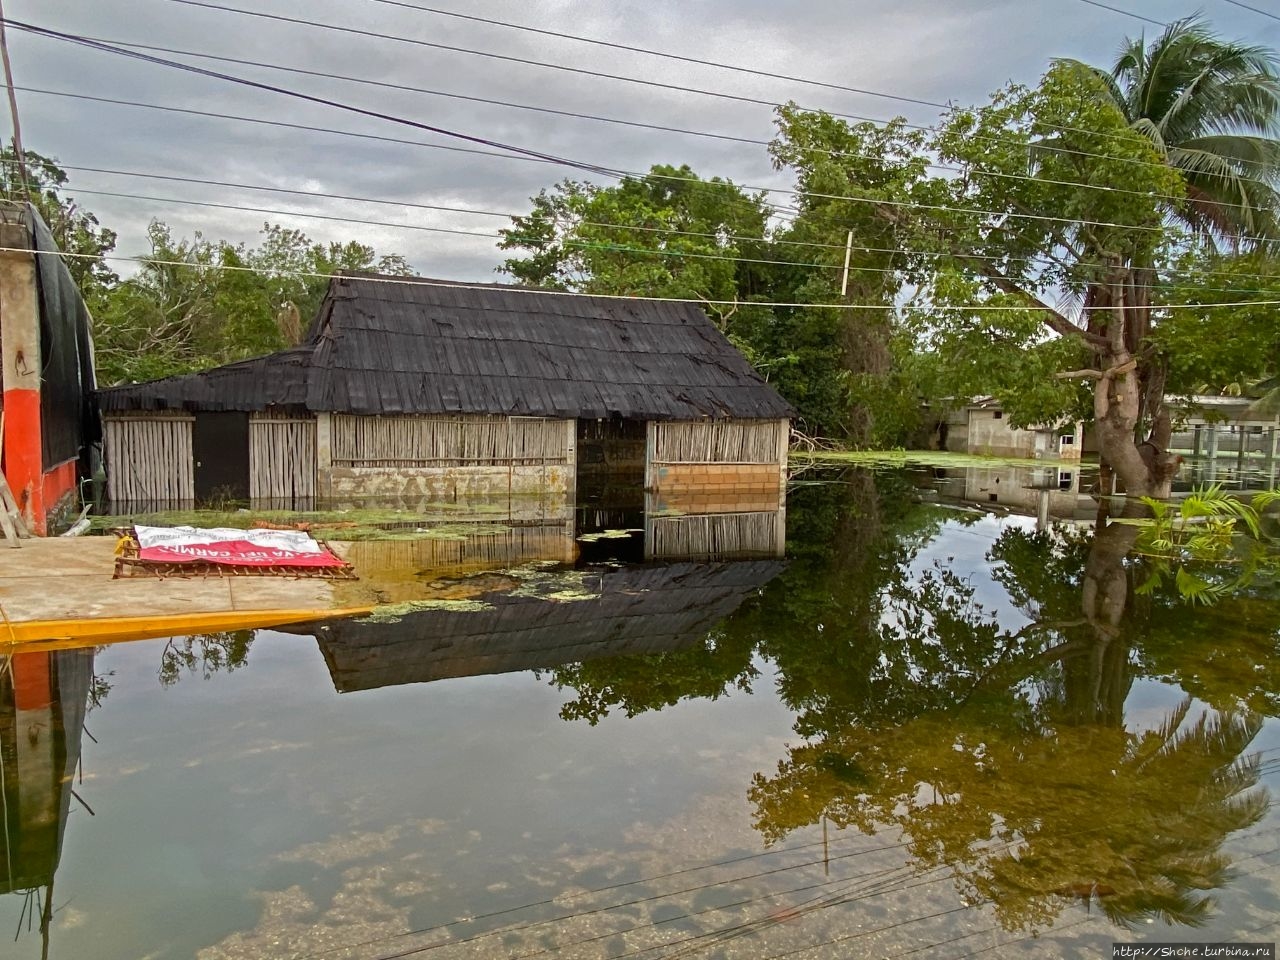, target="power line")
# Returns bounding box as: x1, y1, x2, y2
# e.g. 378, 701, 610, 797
32, 23, 1278, 215
3, 18, 618, 178
1219, 0, 1280, 24
18, 246, 1280, 312
14, 30, 1273, 248
39, 177, 1280, 296
162, 0, 1229, 167
59, 185, 869, 274
289, 834, 918, 960
361, 0, 950, 110
159, 0, 877, 124
1074, 0, 1168, 27
14, 128, 1276, 292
